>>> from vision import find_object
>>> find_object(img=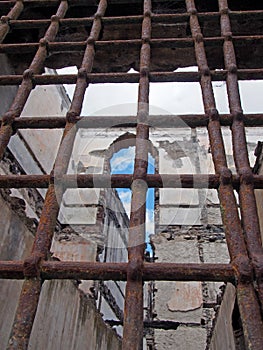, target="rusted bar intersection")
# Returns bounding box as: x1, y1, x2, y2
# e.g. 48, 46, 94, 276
0, 260, 235, 282
3, 10, 263, 30
1, 35, 263, 54
0, 173, 263, 189
1, 113, 263, 130
122, 1, 152, 348
2, 68, 263, 86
